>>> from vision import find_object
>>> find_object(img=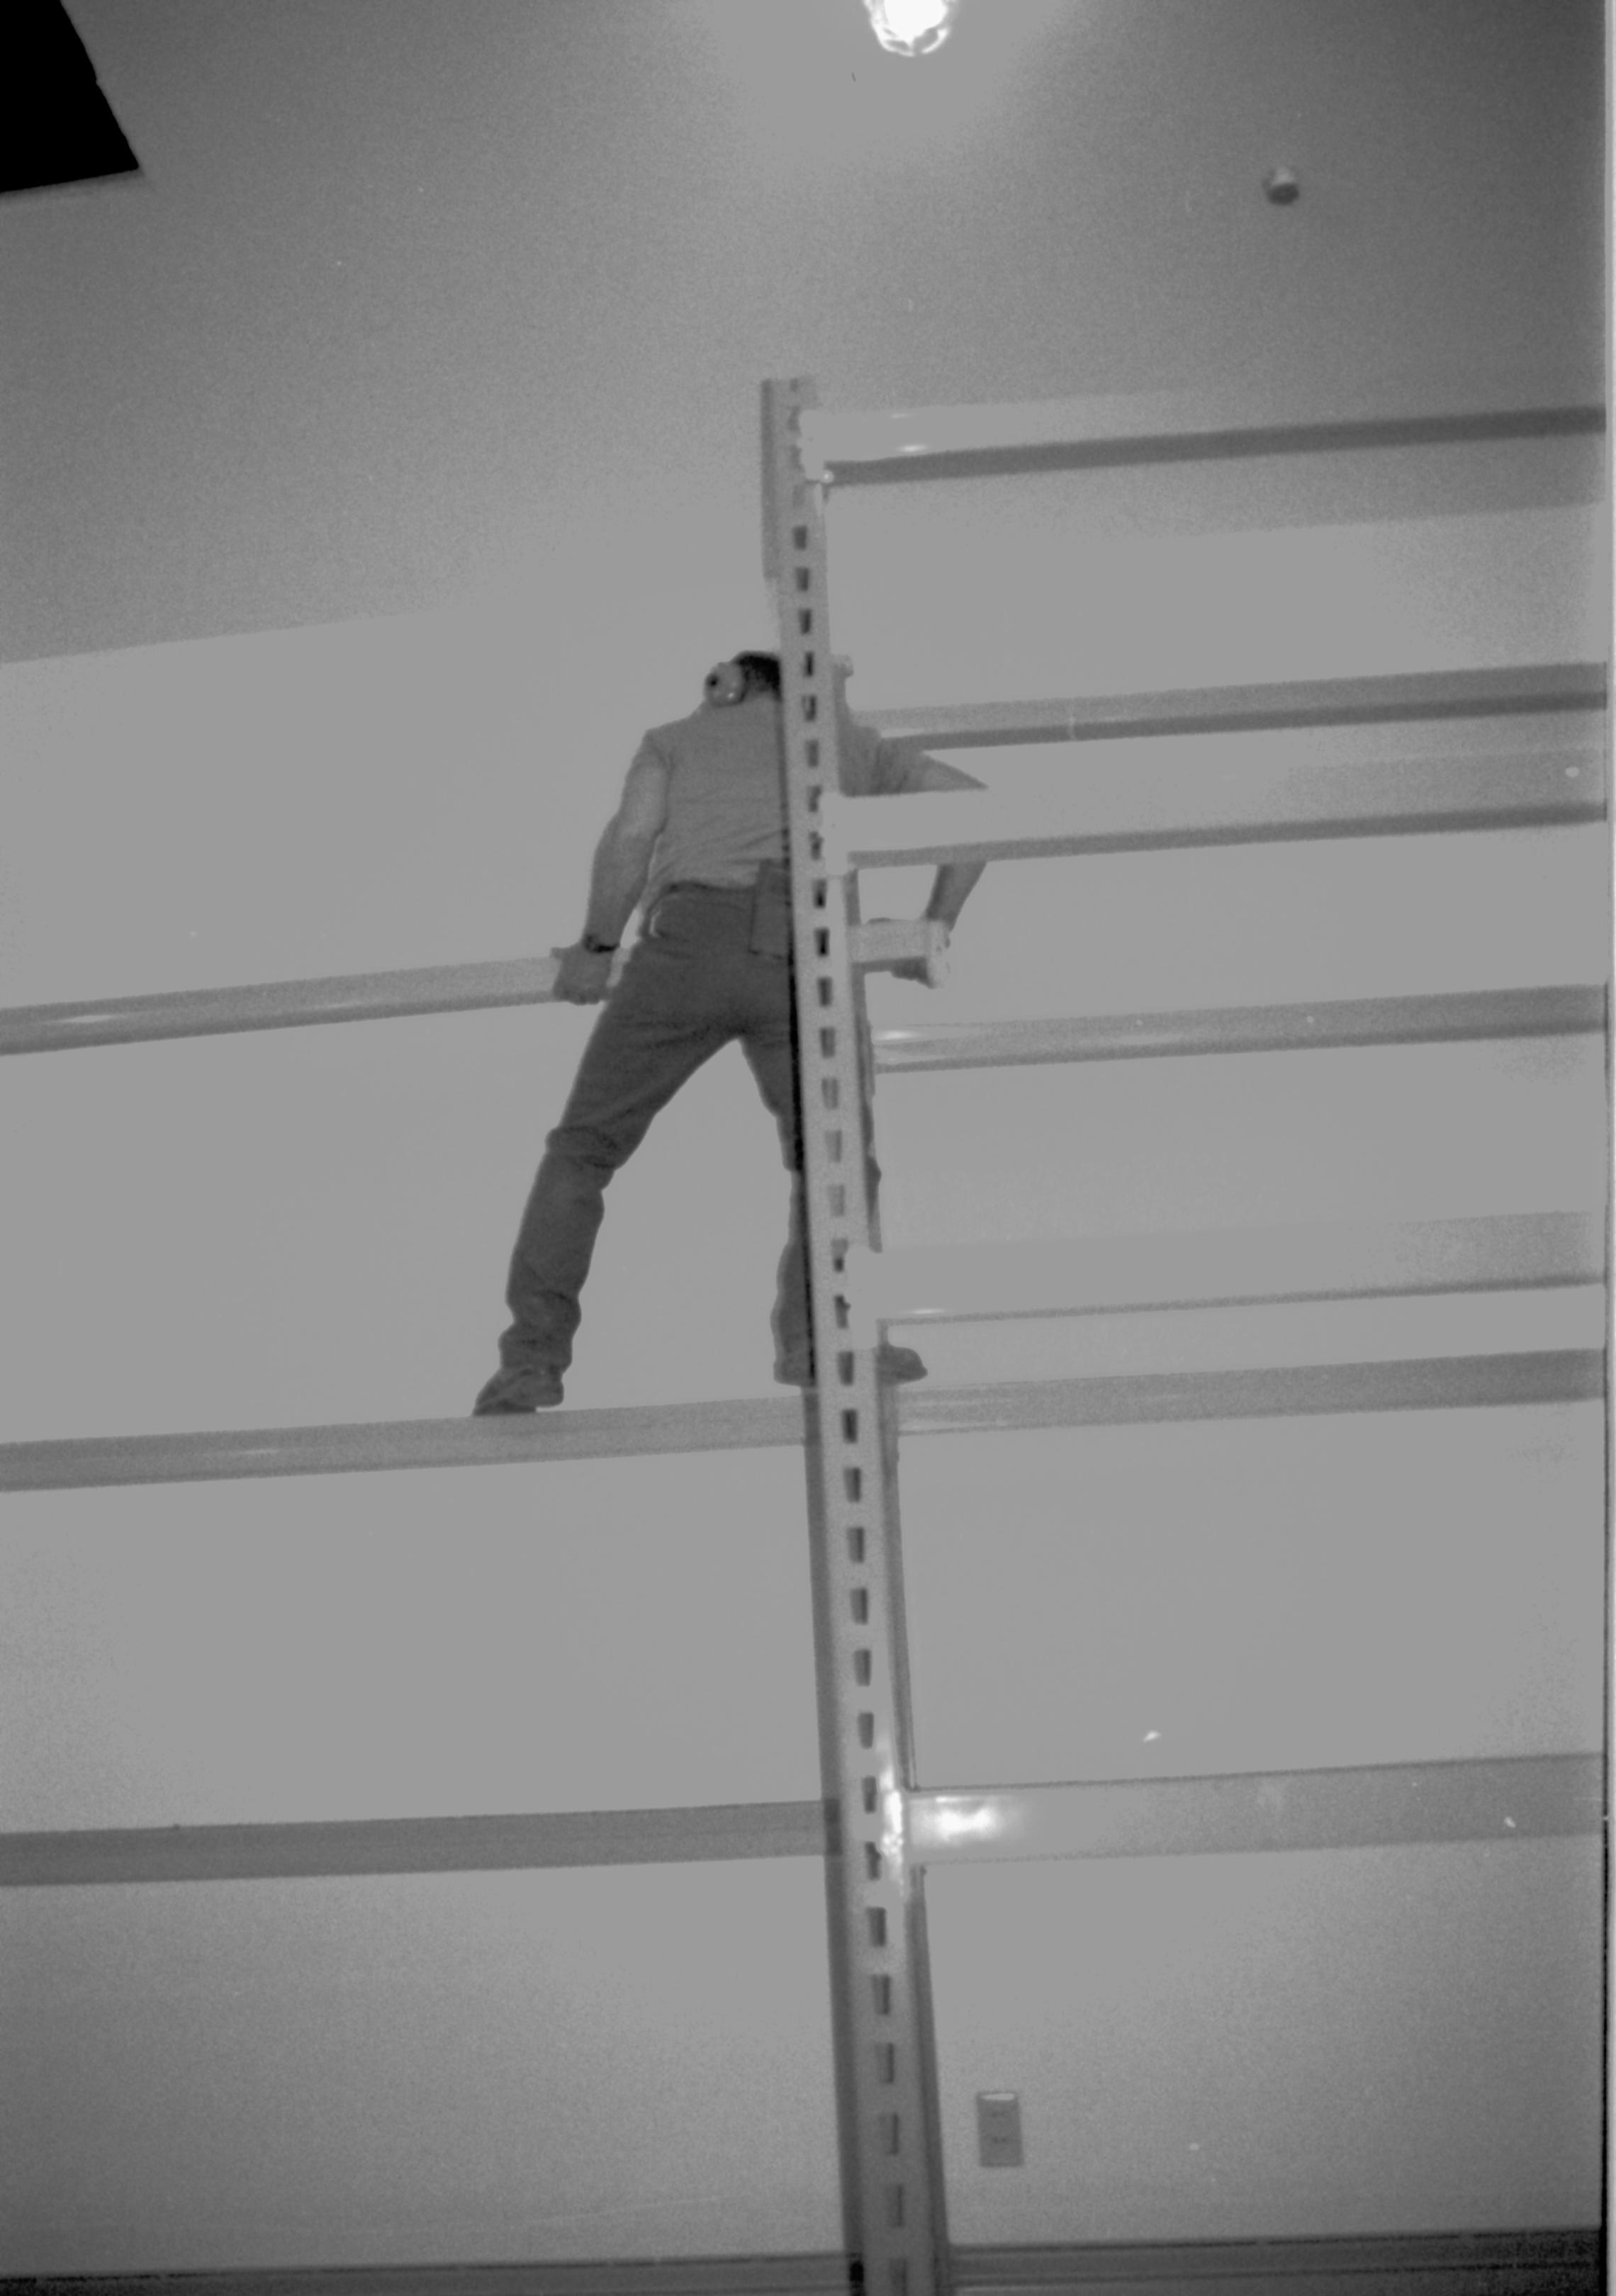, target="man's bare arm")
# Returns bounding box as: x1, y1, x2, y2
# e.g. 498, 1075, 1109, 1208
553, 754, 670, 1004
910, 753, 987, 931
580, 754, 670, 946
